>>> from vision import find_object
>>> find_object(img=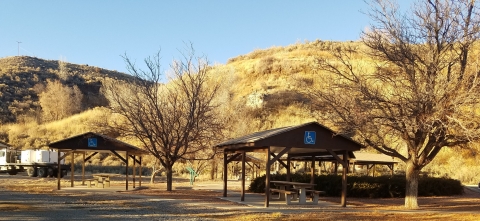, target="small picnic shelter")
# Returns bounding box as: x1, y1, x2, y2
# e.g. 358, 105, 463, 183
48, 132, 149, 191
287, 151, 356, 174
229, 154, 263, 180
216, 122, 364, 207
350, 152, 399, 176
